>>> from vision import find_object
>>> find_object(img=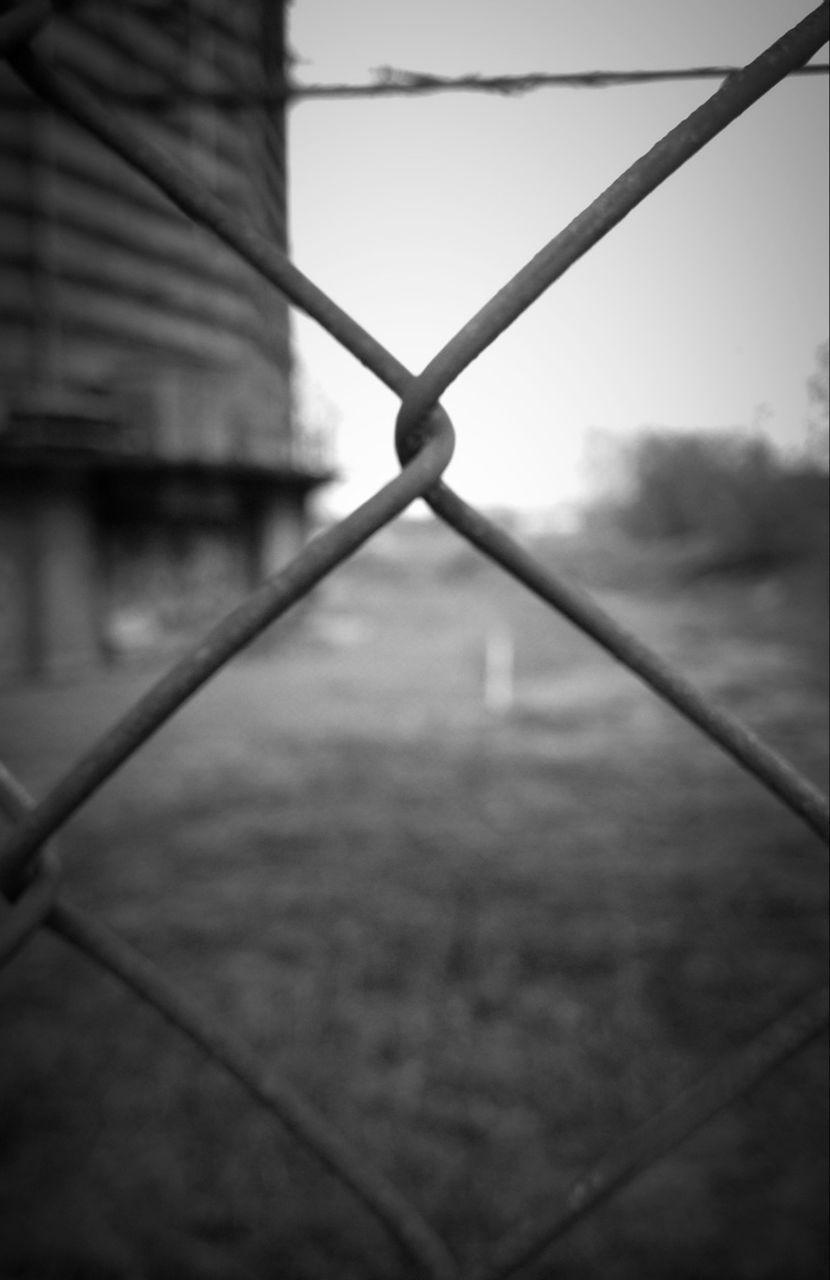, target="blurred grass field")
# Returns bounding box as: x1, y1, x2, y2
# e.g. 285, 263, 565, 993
0, 520, 827, 1279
